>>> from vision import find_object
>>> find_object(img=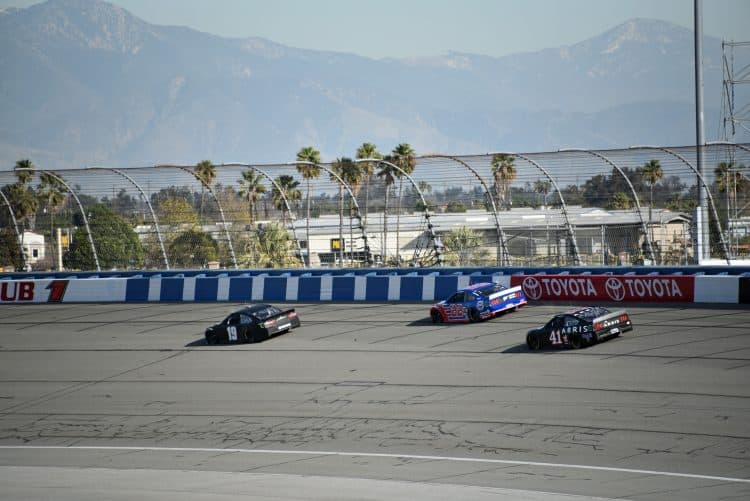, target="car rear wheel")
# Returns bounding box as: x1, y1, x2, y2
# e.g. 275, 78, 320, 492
431, 310, 443, 323
468, 308, 481, 323
527, 332, 542, 351
570, 333, 583, 350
